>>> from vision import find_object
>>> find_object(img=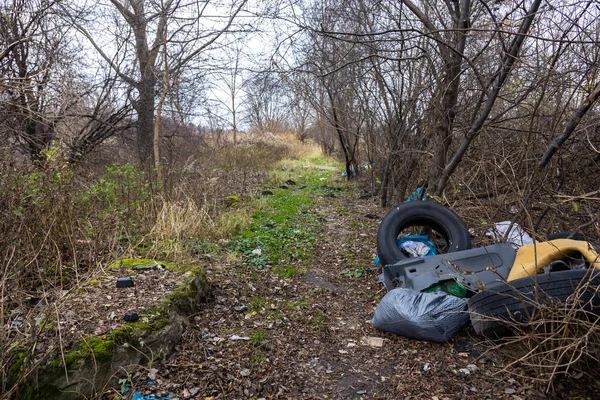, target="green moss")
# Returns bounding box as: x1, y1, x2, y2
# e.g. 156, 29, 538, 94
43, 321, 58, 330
109, 313, 170, 342
225, 195, 241, 207
107, 258, 202, 273
19, 382, 61, 400
8, 352, 26, 378
107, 258, 174, 270
48, 336, 116, 370
166, 272, 211, 315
